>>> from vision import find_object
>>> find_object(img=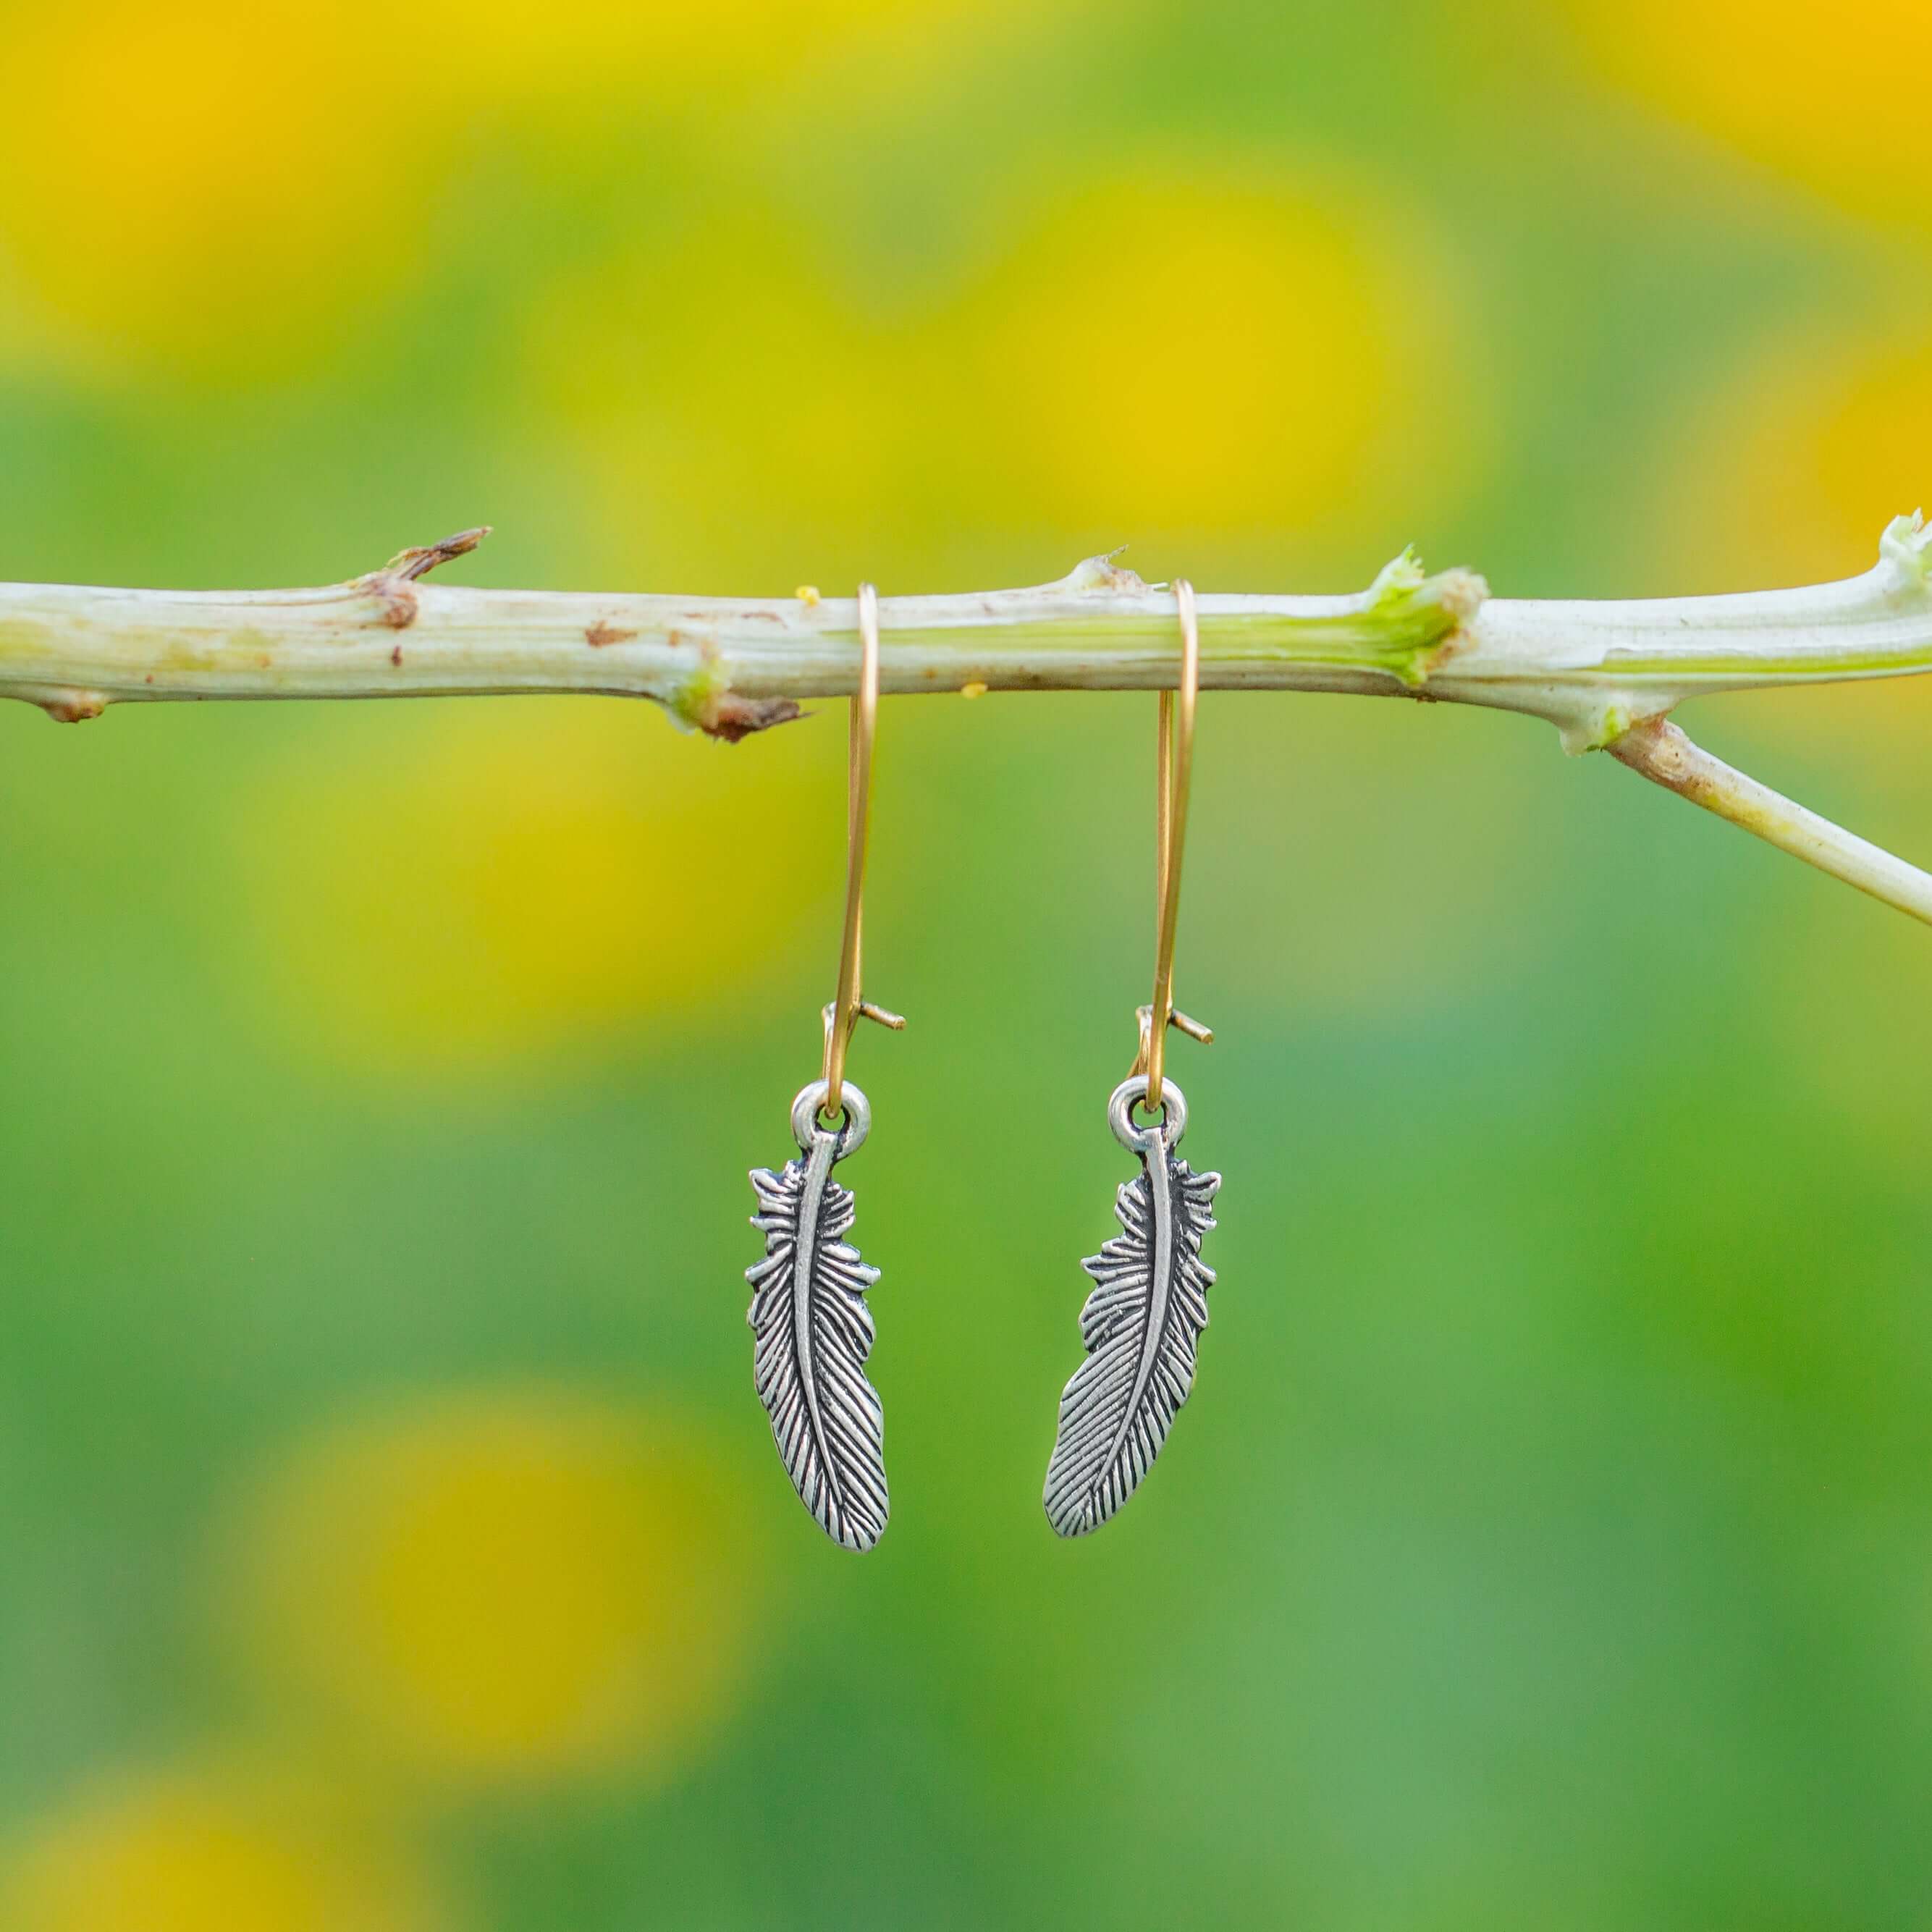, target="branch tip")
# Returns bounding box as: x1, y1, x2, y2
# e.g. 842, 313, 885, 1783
1879, 509, 1931, 594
